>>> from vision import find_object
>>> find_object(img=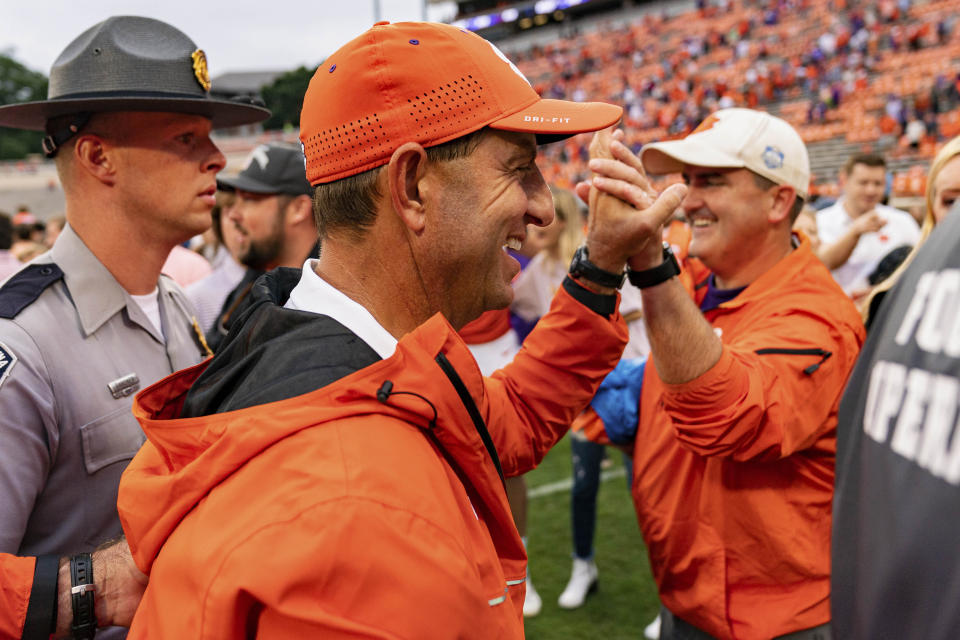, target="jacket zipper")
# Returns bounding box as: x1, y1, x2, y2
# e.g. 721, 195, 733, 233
754, 347, 832, 375
435, 352, 506, 486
